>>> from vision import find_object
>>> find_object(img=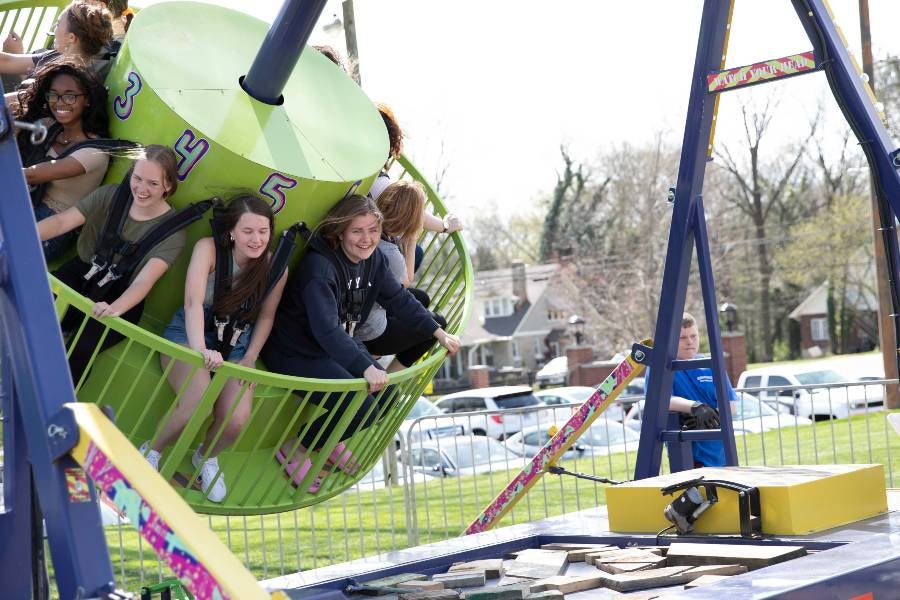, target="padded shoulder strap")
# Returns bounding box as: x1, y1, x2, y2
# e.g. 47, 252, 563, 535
91, 170, 134, 266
